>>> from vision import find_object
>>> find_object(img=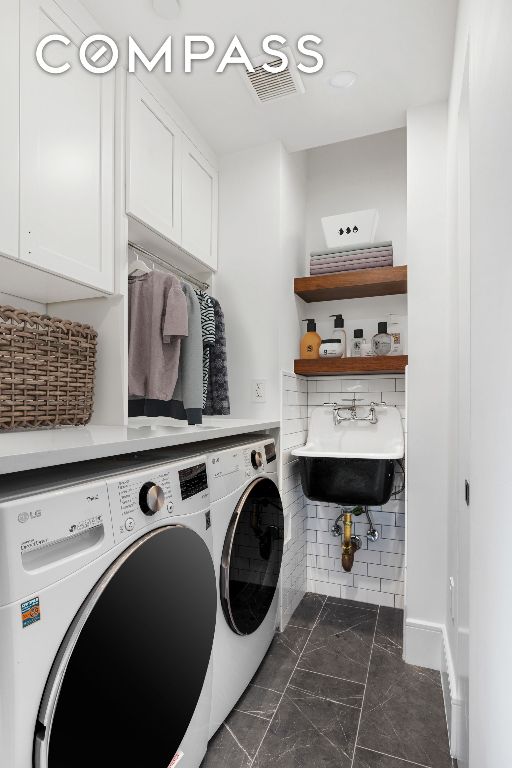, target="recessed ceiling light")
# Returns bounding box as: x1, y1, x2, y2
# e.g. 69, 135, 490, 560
329, 70, 358, 89
153, 0, 181, 20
